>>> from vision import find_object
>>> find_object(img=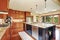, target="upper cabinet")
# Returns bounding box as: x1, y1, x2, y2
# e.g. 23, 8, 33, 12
8, 9, 31, 22
0, 0, 9, 11
8, 9, 25, 19
25, 12, 31, 17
